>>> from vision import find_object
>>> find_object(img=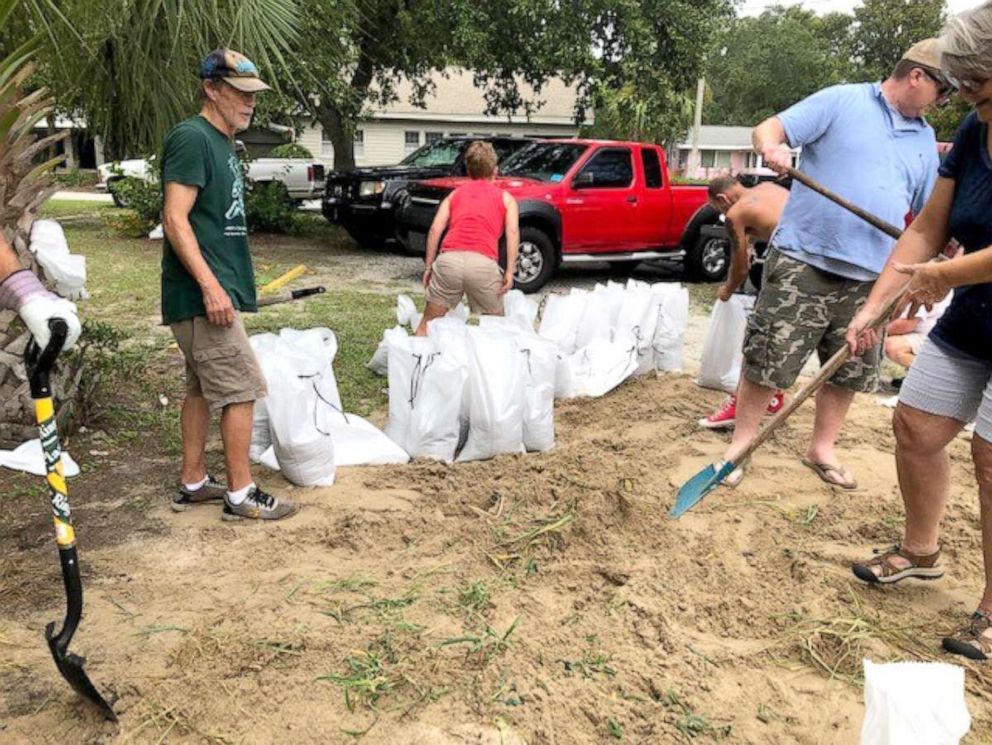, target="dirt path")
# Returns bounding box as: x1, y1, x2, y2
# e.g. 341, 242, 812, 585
2, 371, 991, 743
